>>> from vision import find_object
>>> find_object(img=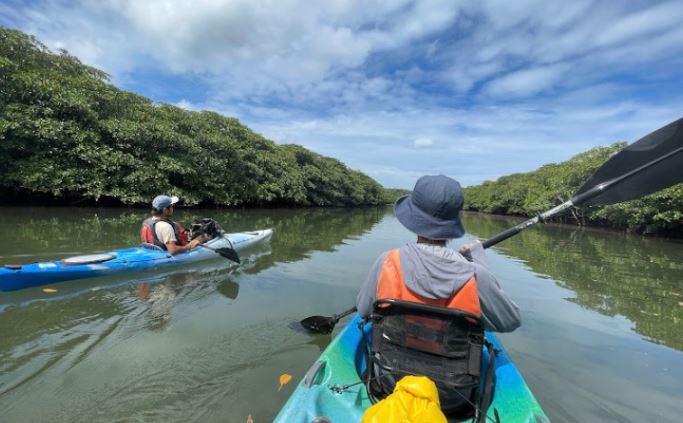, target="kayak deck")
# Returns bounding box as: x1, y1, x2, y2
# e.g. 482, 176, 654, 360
275, 315, 548, 422
0, 229, 272, 291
